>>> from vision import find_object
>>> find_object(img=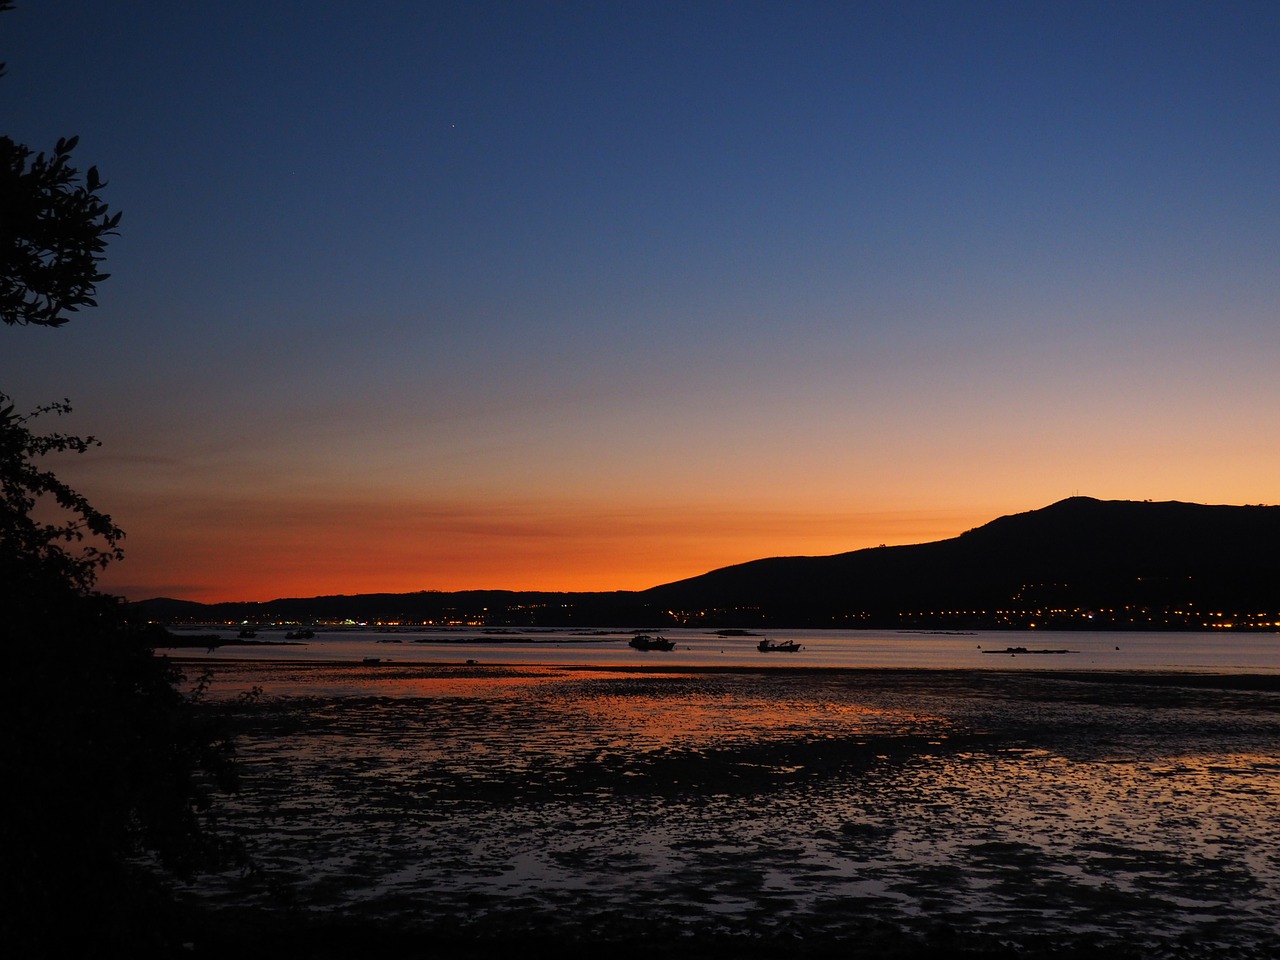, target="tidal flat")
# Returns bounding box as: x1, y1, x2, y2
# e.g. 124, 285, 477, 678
176, 661, 1280, 958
